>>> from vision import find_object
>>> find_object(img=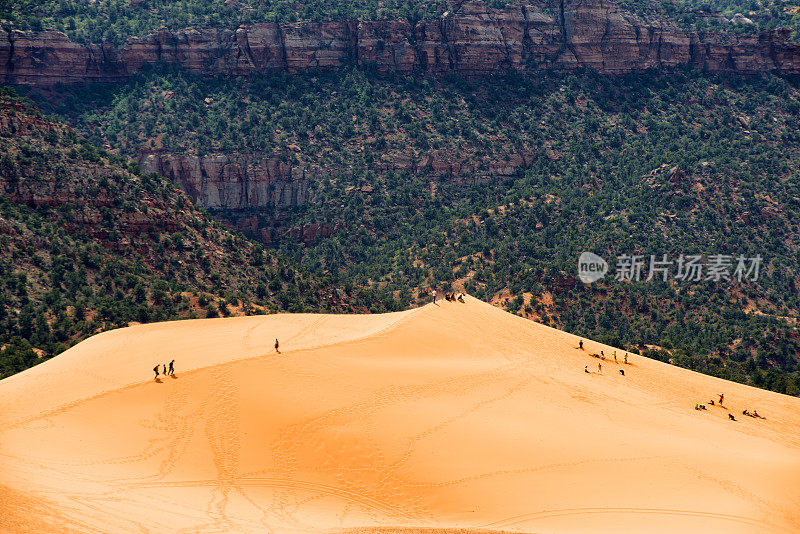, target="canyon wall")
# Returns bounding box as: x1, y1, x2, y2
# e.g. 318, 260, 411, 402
2, 0, 800, 85
137, 149, 537, 211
